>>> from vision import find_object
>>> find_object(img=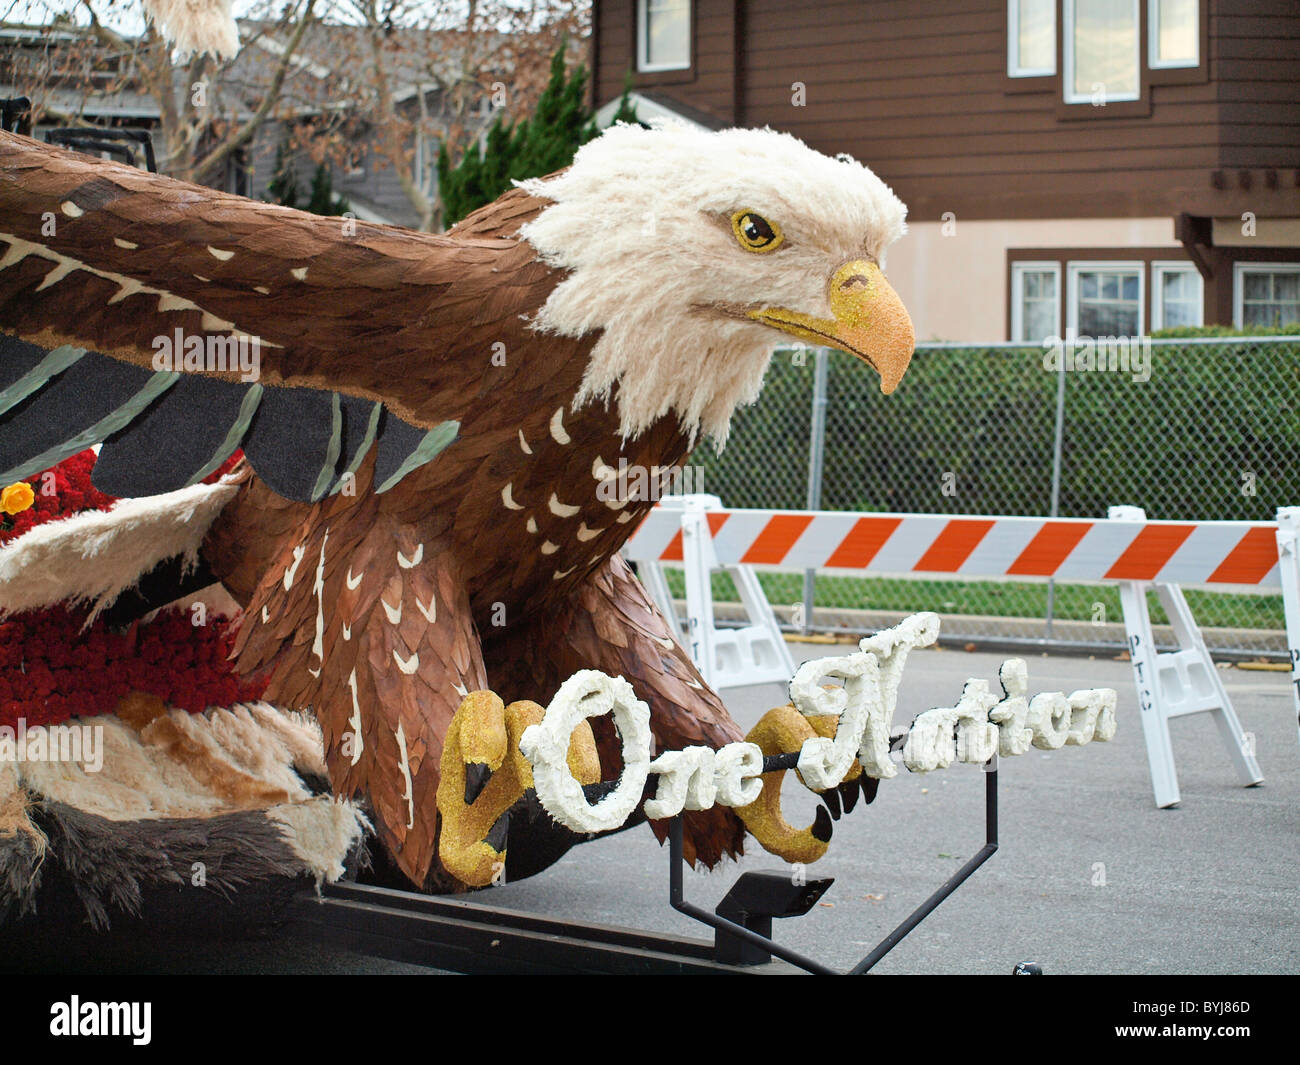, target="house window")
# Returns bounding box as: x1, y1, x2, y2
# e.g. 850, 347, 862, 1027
1149, 0, 1198, 68
1063, 0, 1140, 104
637, 0, 691, 73
1234, 264, 1300, 329
343, 145, 366, 180
1151, 262, 1202, 329
1012, 262, 1062, 342
1008, 0, 1056, 77
1068, 262, 1143, 335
